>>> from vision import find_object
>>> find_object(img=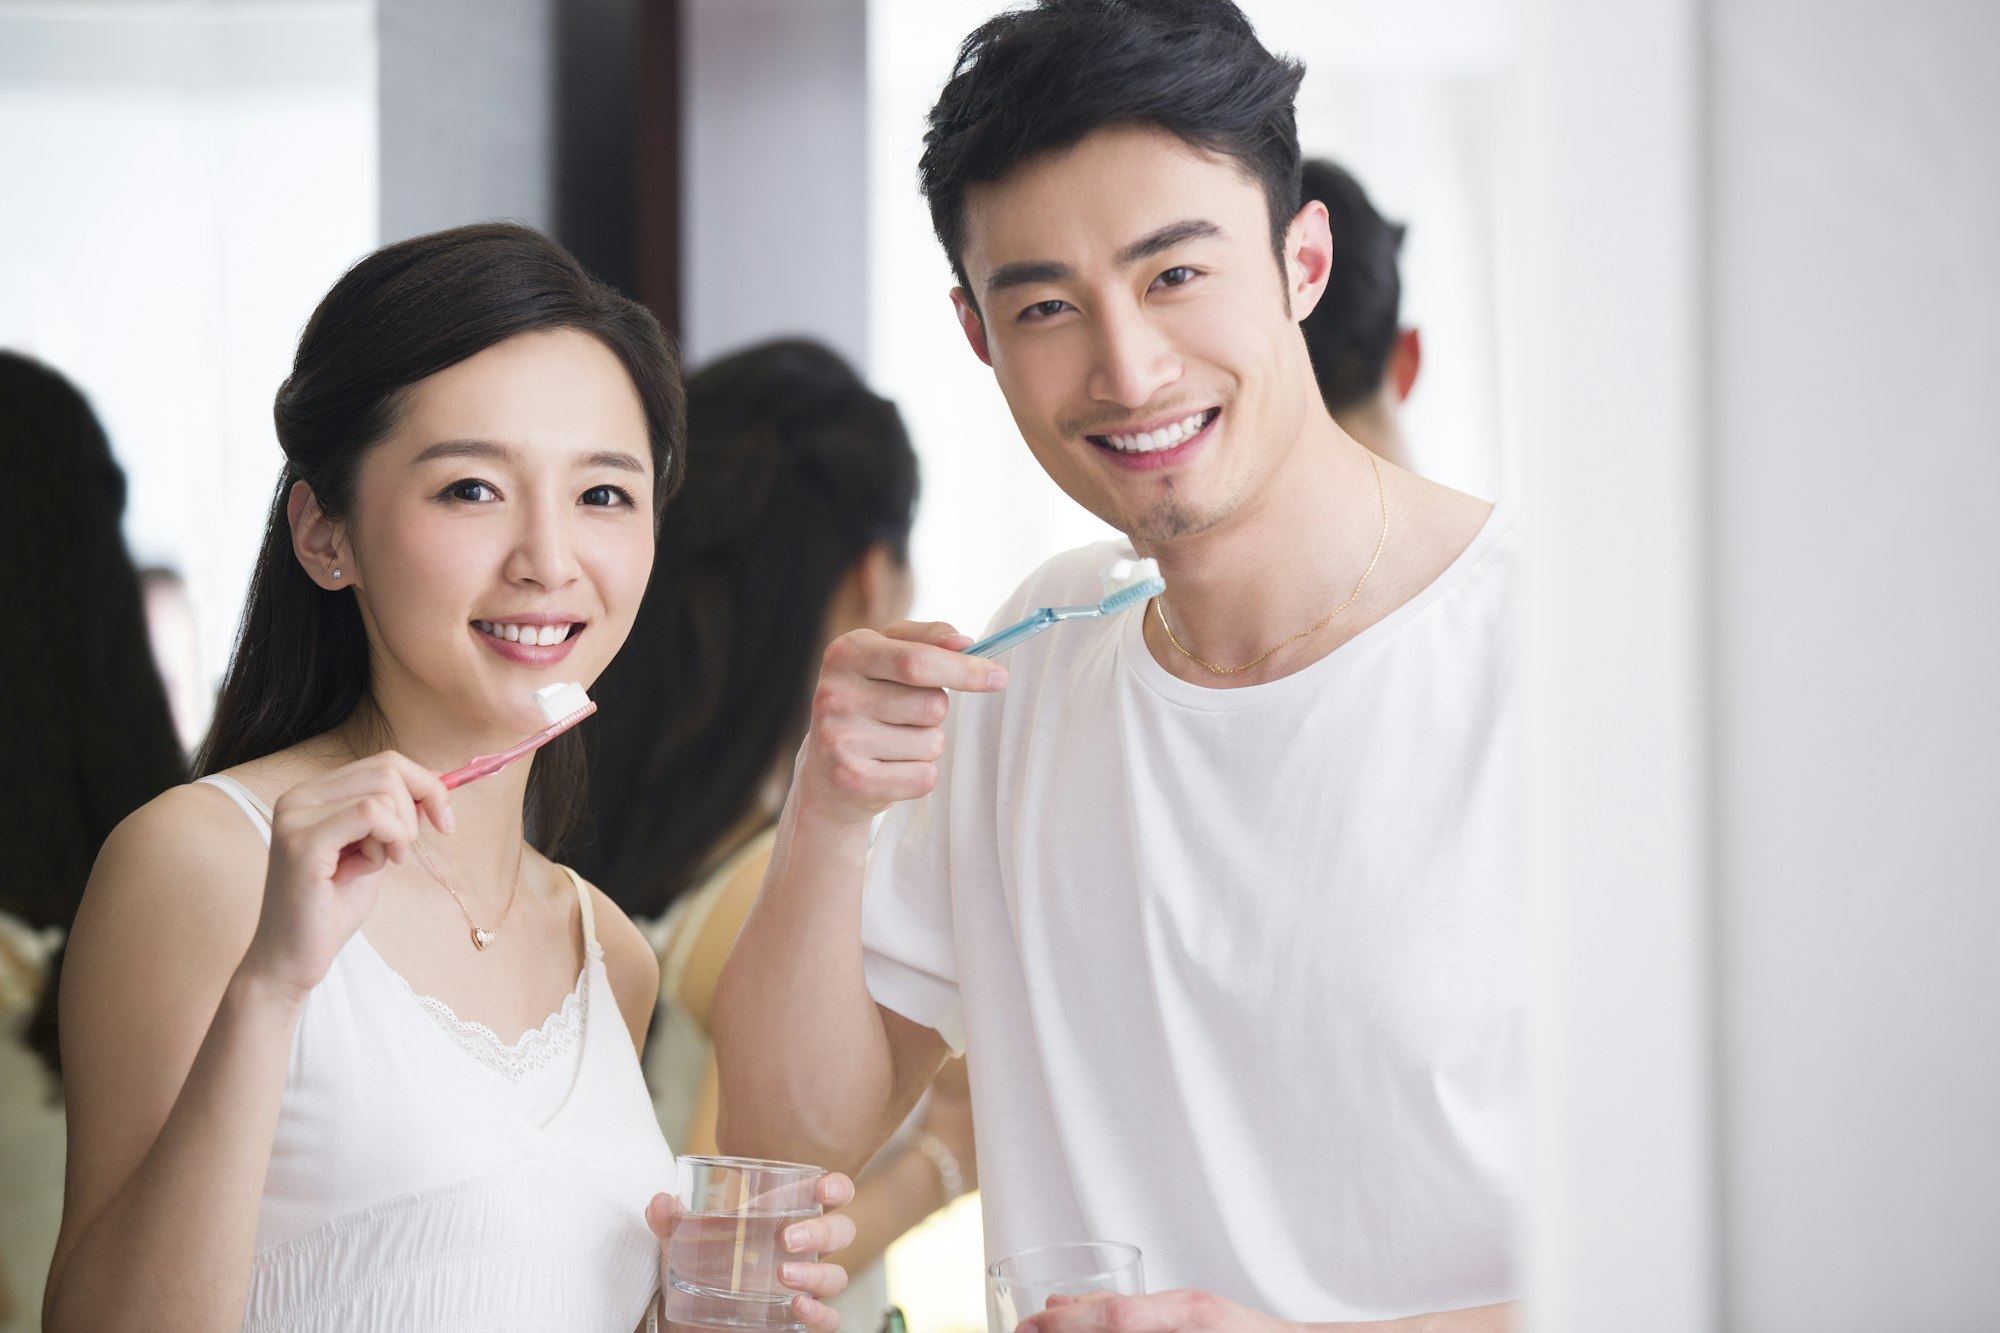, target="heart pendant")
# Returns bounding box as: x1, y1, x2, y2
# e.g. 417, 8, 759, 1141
472, 927, 495, 950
